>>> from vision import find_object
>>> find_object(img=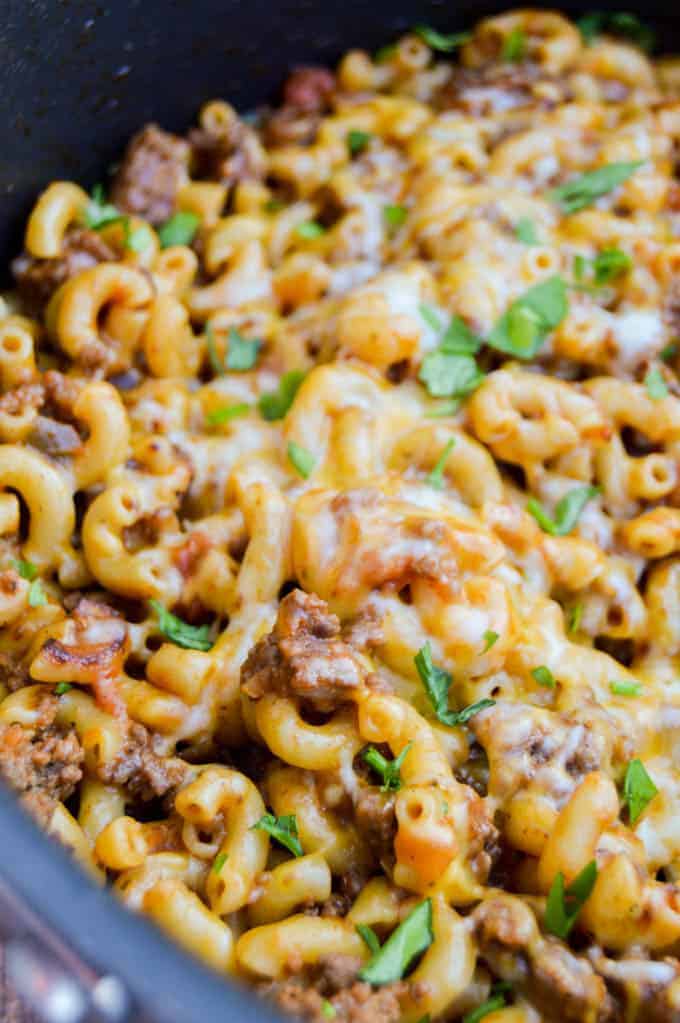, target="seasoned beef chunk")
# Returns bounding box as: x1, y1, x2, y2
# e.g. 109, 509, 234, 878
282, 67, 337, 112
241, 589, 365, 712
473, 895, 618, 1022
437, 61, 570, 115
188, 119, 266, 188
11, 228, 115, 309
263, 66, 336, 148
259, 954, 411, 1023
97, 722, 187, 801
0, 698, 83, 827
110, 124, 189, 225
